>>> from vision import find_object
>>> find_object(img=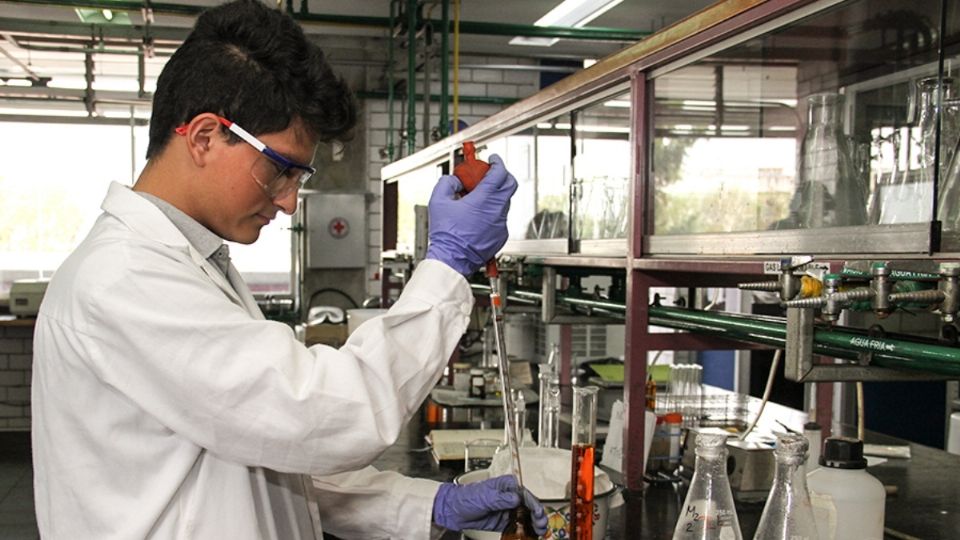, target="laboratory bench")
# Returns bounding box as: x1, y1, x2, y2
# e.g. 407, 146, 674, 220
370, 400, 960, 540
